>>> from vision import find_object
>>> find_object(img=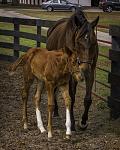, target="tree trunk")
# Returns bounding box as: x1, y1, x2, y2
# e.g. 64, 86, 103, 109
39, 0, 42, 5
12, 0, 19, 5
91, 0, 100, 7
2, 0, 8, 4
